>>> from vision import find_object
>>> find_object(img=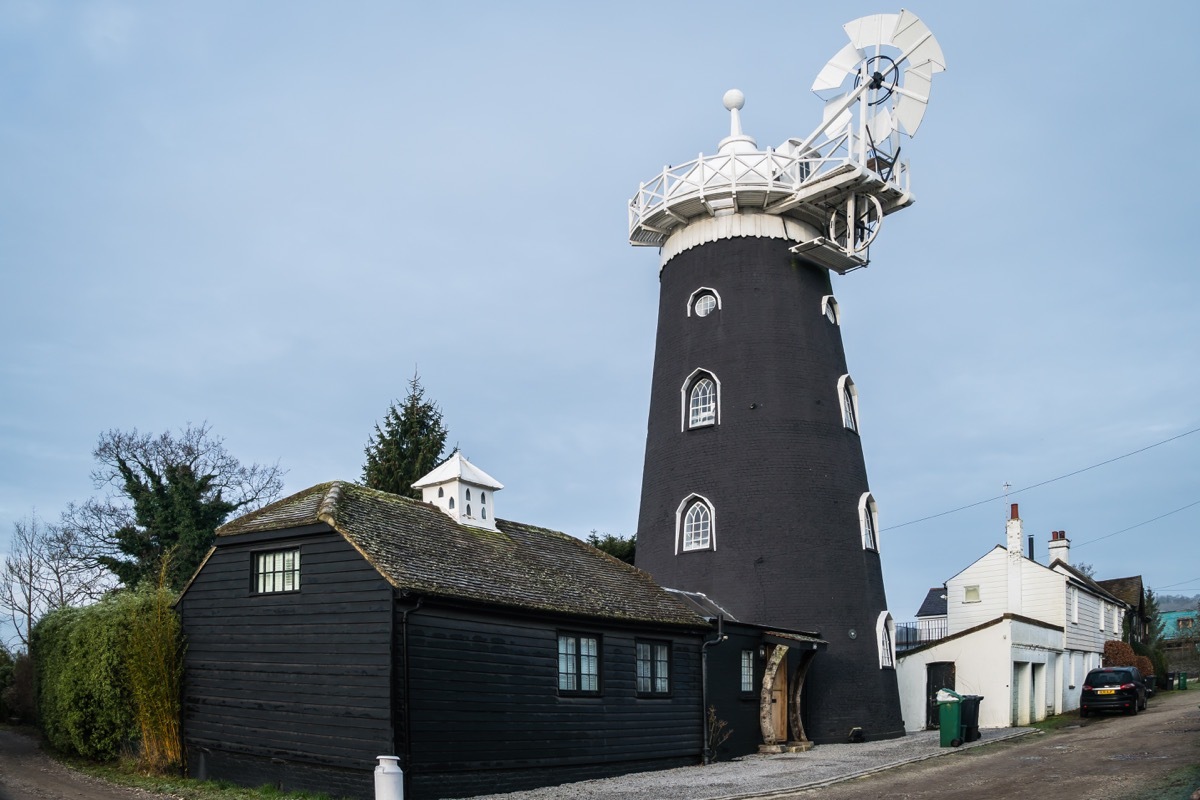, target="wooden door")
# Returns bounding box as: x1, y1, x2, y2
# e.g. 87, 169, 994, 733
771, 662, 788, 742
926, 662, 955, 730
